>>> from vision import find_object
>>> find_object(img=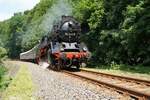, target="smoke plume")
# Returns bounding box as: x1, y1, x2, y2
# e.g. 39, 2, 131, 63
22, 0, 72, 50
41, 0, 72, 34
